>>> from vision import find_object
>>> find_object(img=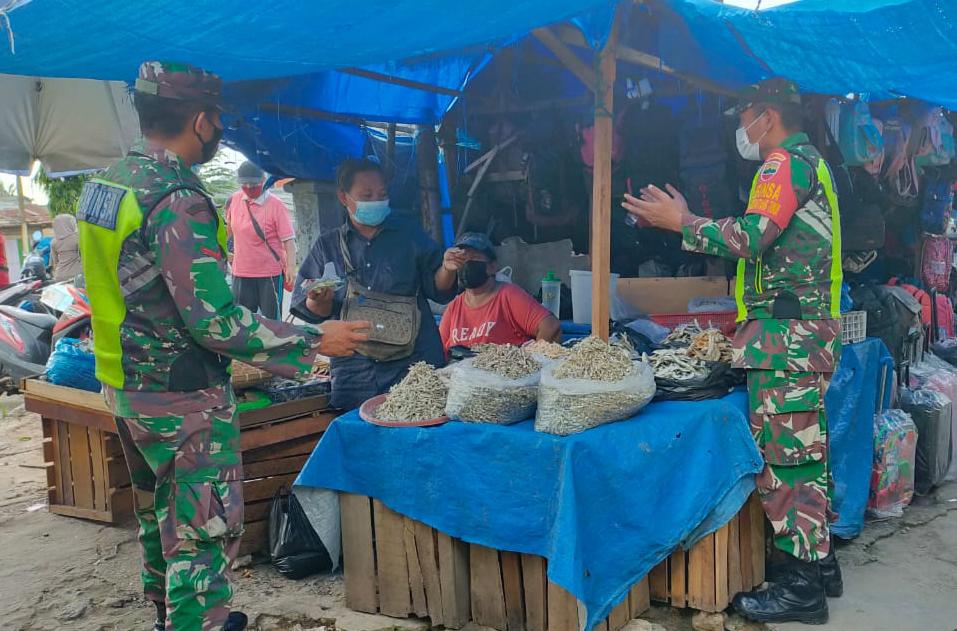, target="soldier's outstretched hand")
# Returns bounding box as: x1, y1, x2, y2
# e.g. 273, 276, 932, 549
317, 320, 371, 357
